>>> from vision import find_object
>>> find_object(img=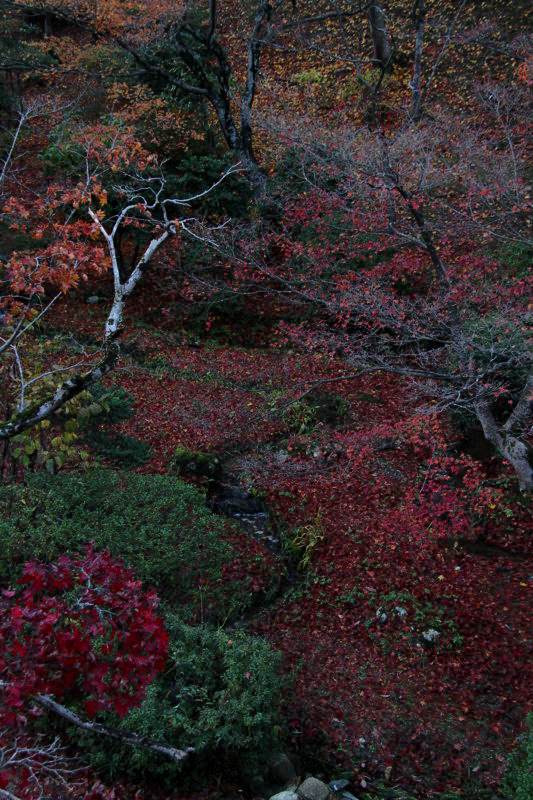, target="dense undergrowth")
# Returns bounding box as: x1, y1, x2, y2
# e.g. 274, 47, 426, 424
0, 470, 277, 617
